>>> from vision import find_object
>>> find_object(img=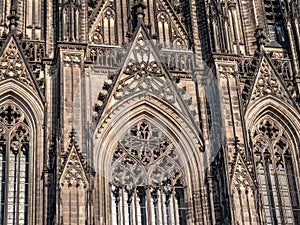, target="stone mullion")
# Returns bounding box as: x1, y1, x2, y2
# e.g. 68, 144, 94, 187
15, 144, 21, 225
238, 189, 245, 225
172, 189, 178, 225
245, 188, 253, 225
160, 188, 165, 225
263, 158, 277, 224
3, 132, 11, 224
146, 187, 153, 225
